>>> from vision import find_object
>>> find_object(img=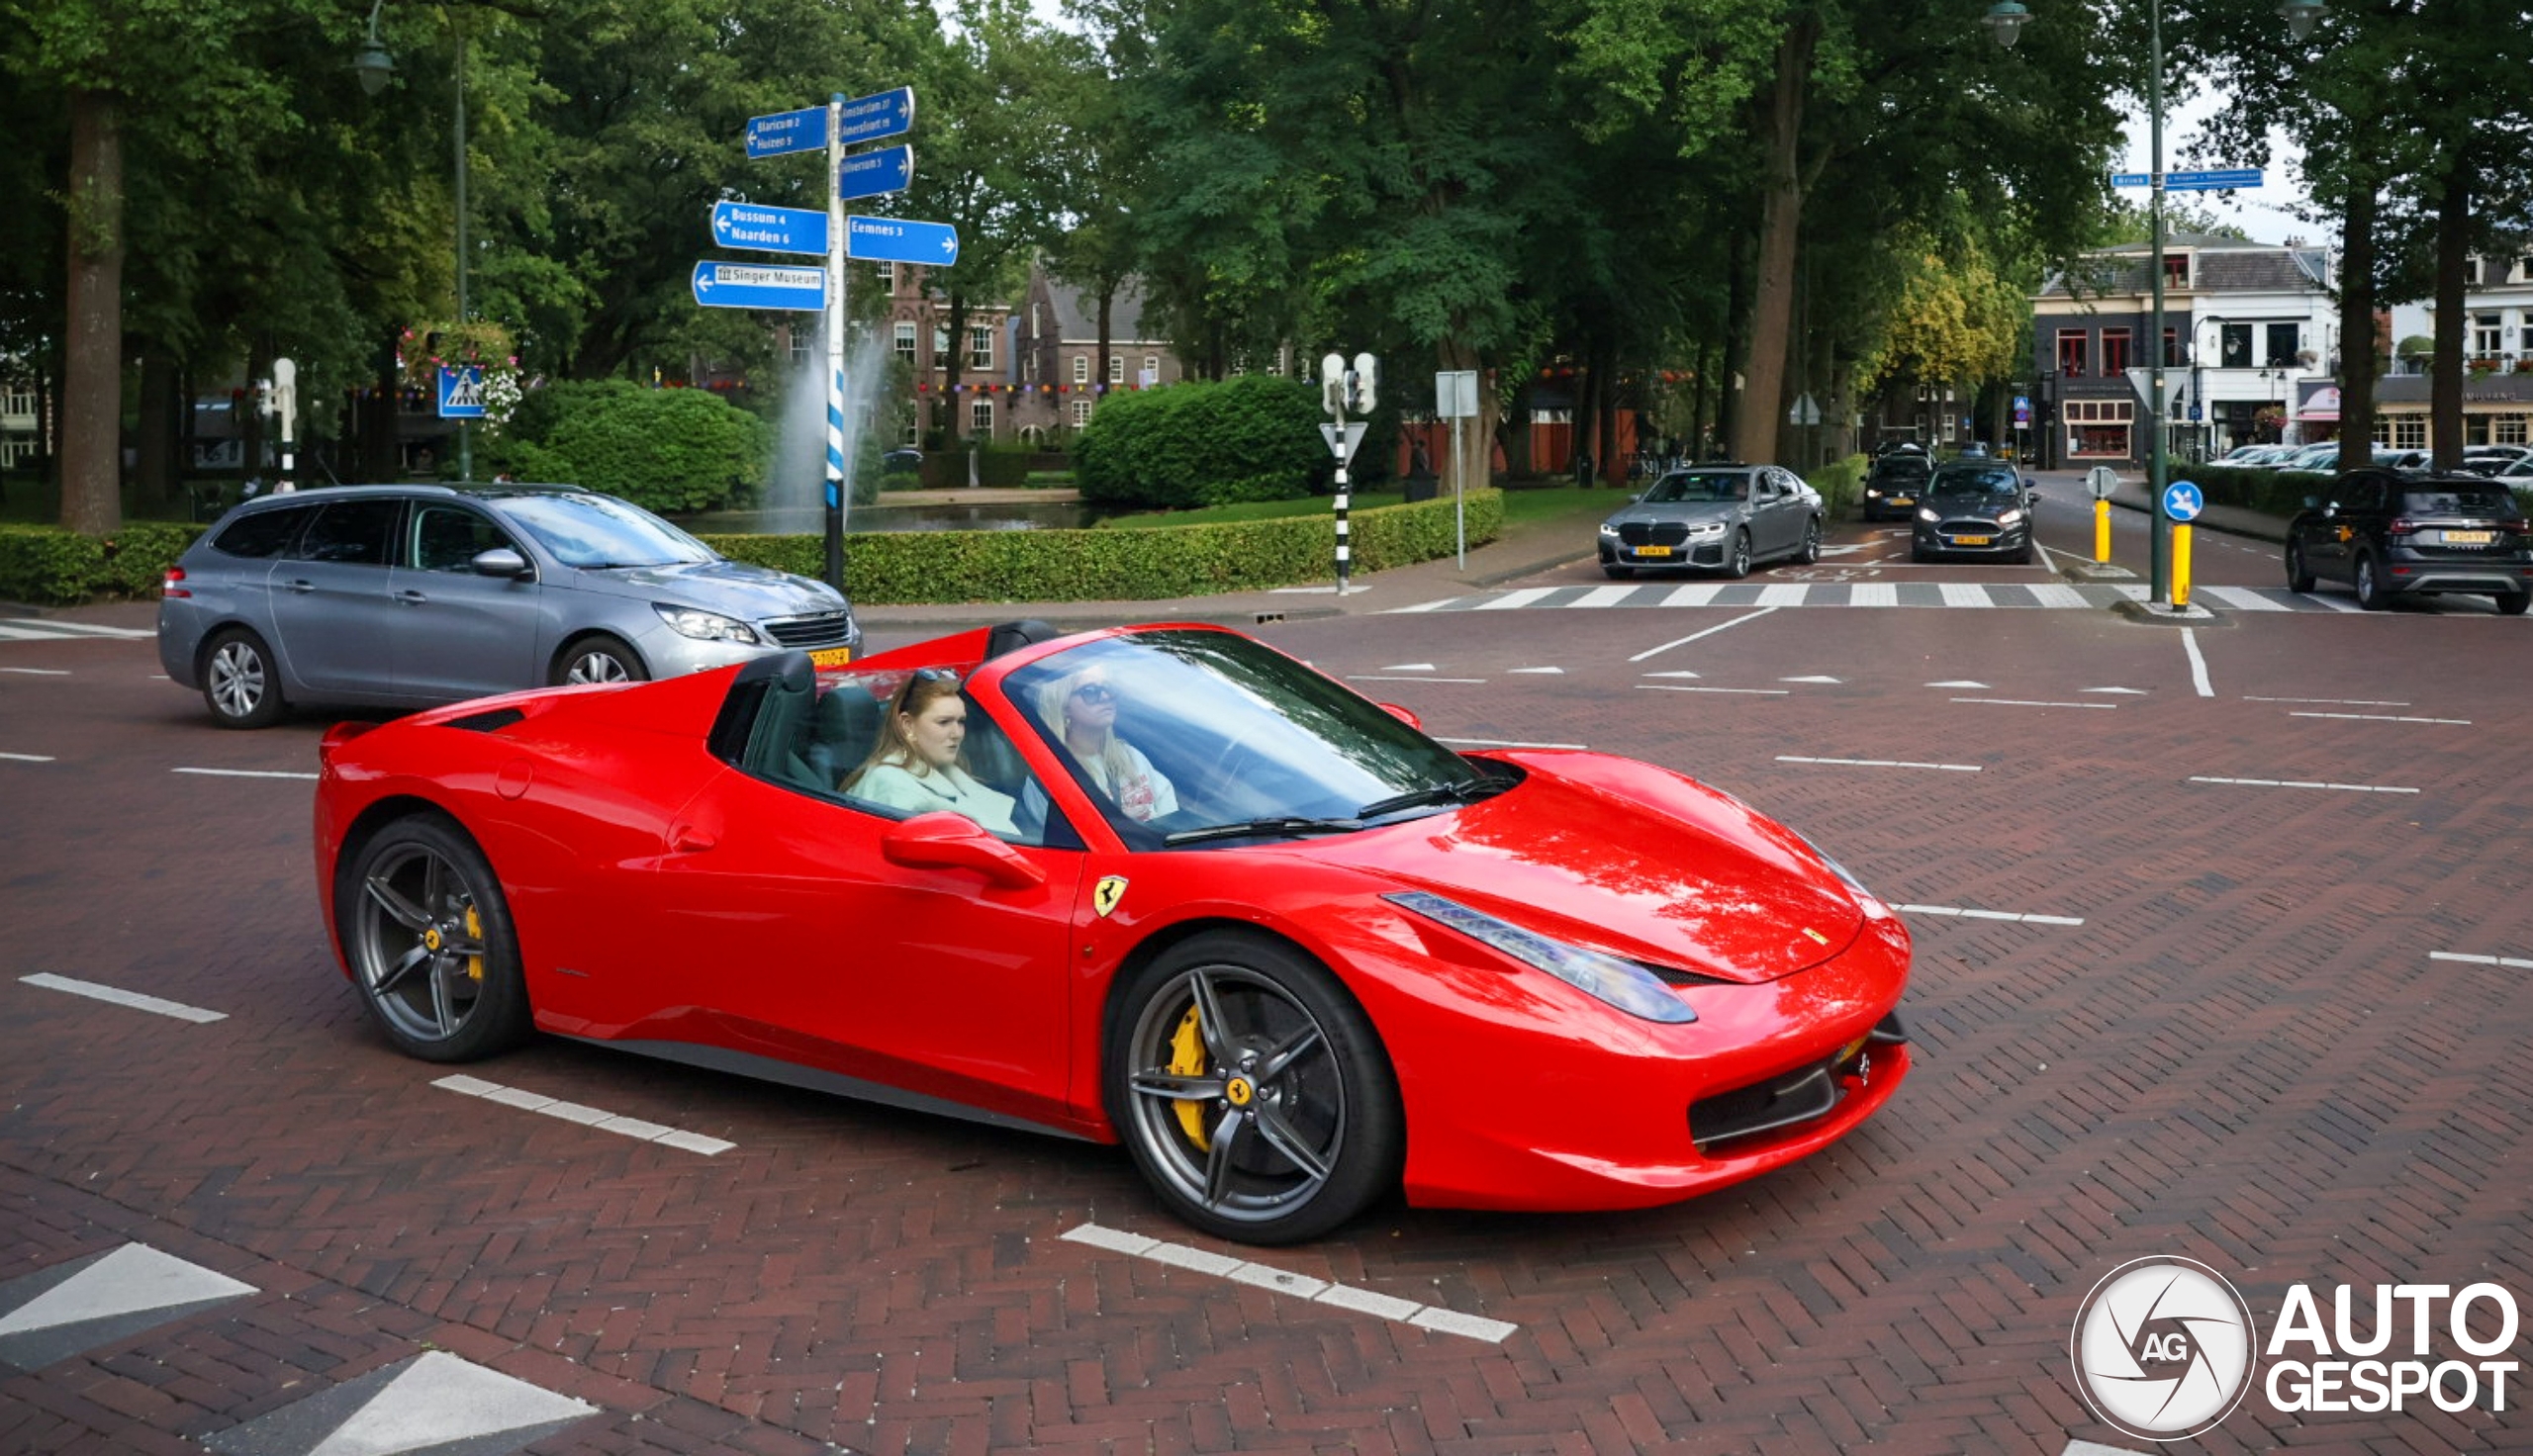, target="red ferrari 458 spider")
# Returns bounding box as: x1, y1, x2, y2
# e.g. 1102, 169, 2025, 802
316, 620, 1911, 1243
